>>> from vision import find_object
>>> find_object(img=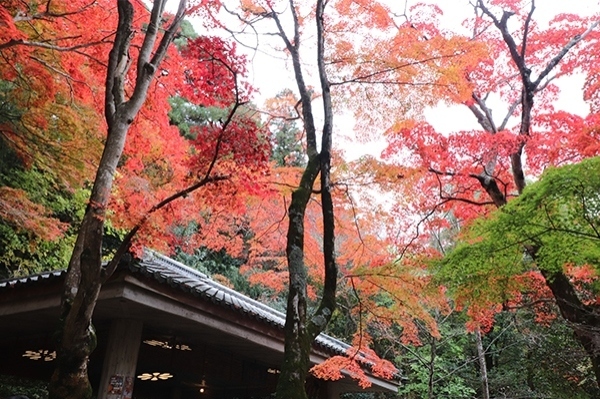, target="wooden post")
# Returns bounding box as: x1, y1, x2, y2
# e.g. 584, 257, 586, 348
324, 382, 341, 399
97, 319, 144, 399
